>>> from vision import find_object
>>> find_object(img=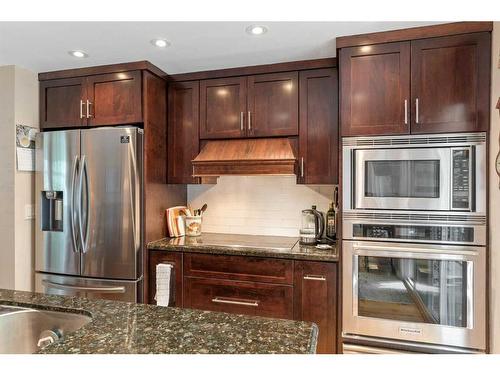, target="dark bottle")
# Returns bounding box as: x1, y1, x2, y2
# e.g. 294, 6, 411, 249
326, 201, 336, 240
